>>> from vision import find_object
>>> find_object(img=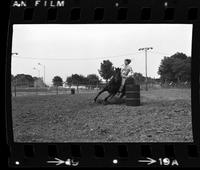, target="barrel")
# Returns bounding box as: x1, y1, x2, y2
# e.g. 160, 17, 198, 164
71, 88, 75, 94
125, 77, 140, 106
